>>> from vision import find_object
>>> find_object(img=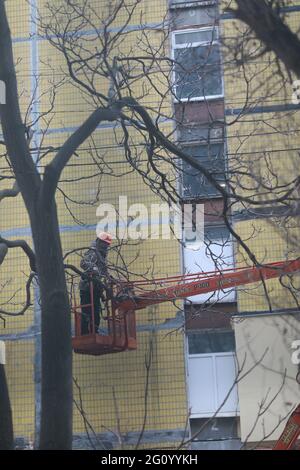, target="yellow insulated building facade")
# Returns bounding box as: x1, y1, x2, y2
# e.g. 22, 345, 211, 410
1, 0, 300, 450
